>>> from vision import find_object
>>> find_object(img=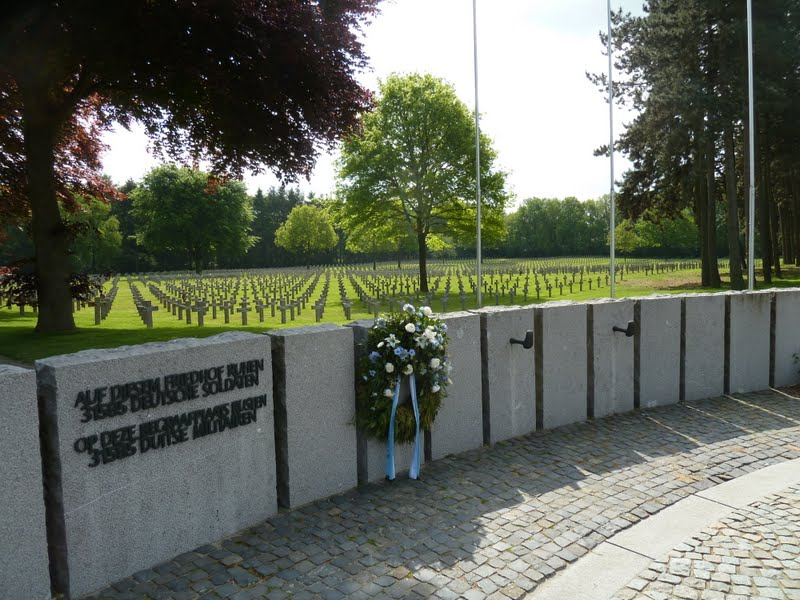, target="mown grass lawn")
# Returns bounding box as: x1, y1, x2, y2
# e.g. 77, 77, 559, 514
2, 260, 798, 365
